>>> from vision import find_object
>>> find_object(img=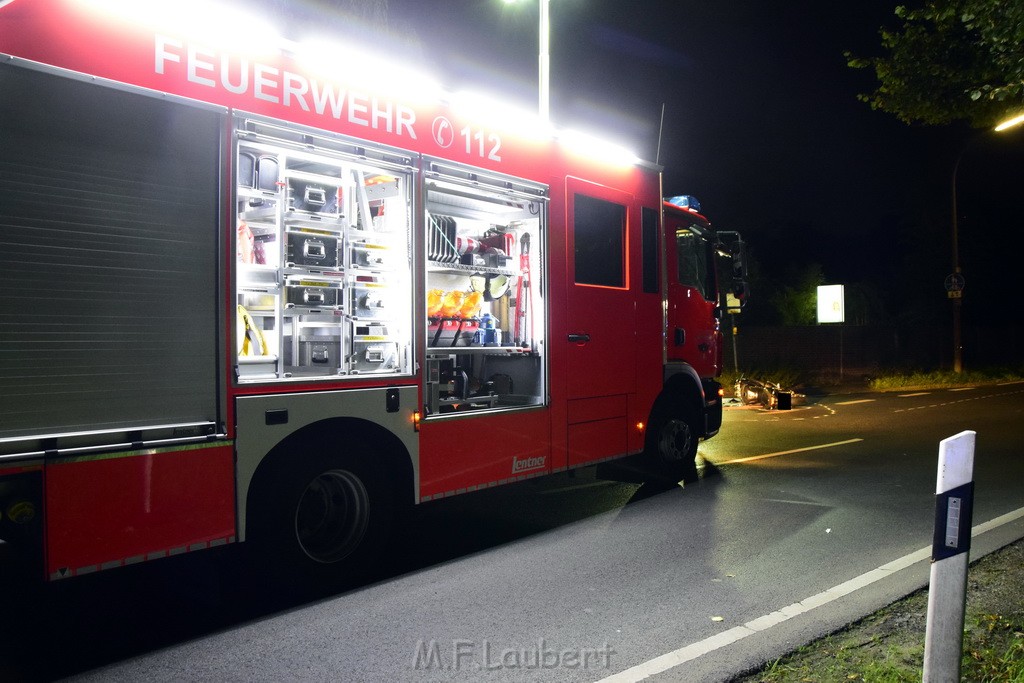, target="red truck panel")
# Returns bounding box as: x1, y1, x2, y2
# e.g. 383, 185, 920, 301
45, 443, 235, 579
419, 410, 552, 500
